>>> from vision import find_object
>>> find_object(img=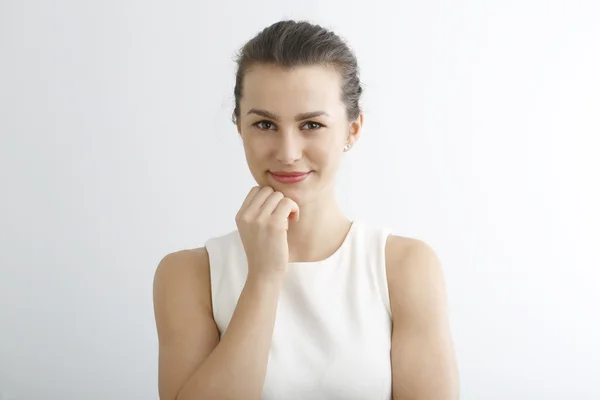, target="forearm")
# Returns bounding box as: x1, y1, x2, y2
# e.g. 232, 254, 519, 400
177, 276, 283, 400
